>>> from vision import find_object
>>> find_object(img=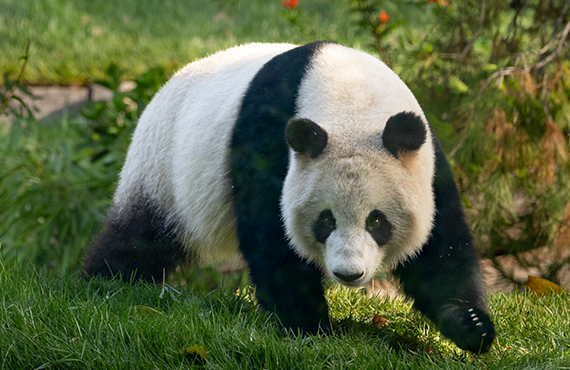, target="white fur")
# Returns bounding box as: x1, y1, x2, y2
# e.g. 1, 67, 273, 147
281, 44, 435, 286
115, 43, 296, 262
116, 42, 436, 284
